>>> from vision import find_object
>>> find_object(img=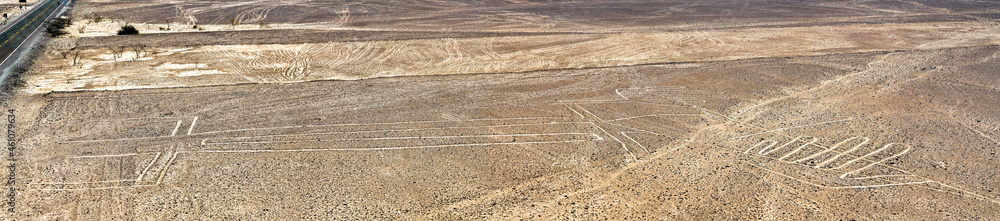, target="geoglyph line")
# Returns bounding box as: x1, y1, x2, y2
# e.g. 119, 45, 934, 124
588, 122, 636, 160
838, 143, 911, 178
809, 136, 870, 168
186, 116, 198, 135
638, 87, 995, 203
561, 101, 586, 119
202, 133, 601, 145
196, 121, 596, 145
43, 118, 612, 190
751, 163, 932, 189
620, 132, 651, 154
64, 117, 569, 143
193, 116, 563, 135
84, 116, 194, 122
155, 151, 179, 185
759, 136, 817, 156
136, 152, 162, 181
192, 140, 593, 153
66, 153, 140, 159
746, 137, 915, 183
604, 113, 702, 122
778, 137, 820, 161
170, 120, 182, 136
575, 104, 603, 121
746, 140, 778, 154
